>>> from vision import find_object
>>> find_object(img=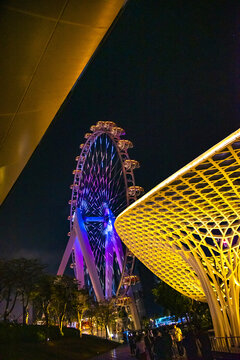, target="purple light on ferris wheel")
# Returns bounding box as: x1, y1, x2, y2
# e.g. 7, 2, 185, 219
58, 122, 143, 329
